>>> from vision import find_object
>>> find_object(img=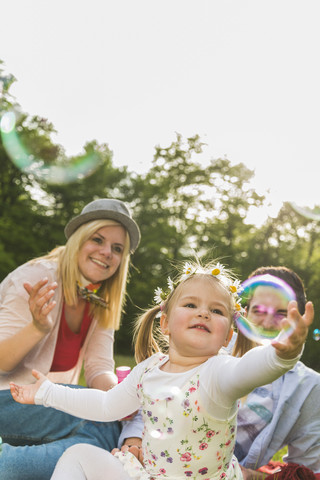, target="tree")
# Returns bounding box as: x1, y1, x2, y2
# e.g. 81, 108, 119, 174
115, 134, 266, 352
